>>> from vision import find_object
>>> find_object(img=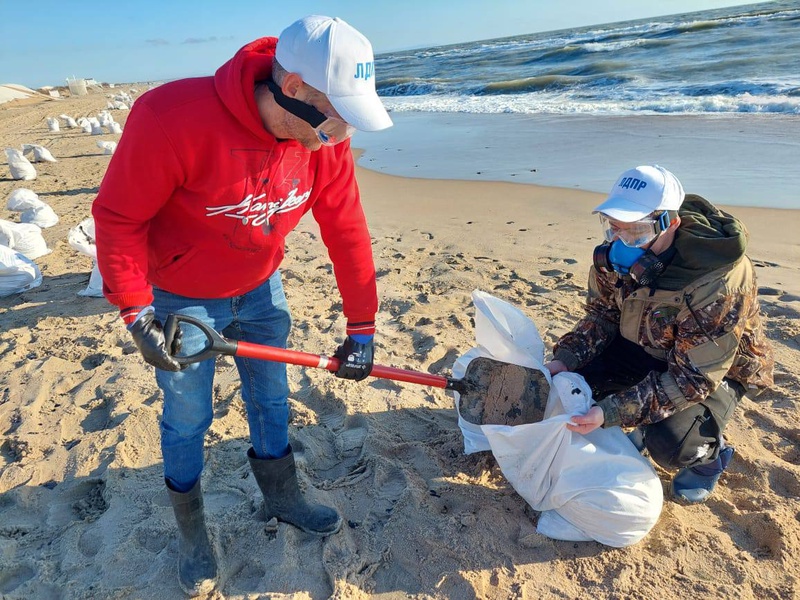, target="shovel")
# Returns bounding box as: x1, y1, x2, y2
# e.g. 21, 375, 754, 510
164, 314, 551, 426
